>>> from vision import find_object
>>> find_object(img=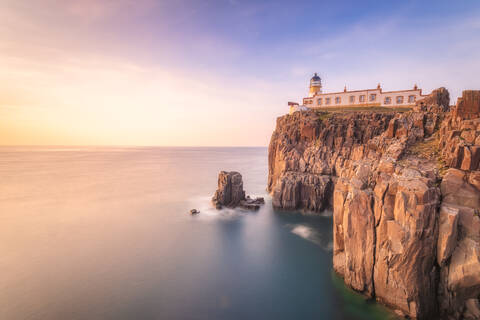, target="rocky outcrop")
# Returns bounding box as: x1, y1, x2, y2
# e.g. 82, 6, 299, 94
435, 91, 480, 320
333, 161, 441, 318
268, 88, 480, 319
439, 91, 480, 171
213, 171, 245, 208
333, 174, 376, 297
415, 87, 450, 113
271, 172, 333, 211
212, 171, 264, 210
268, 108, 440, 212
437, 169, 480, 319
453, 90, 480, 120
372, 168, 440, 318
268, 111, 396, 211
